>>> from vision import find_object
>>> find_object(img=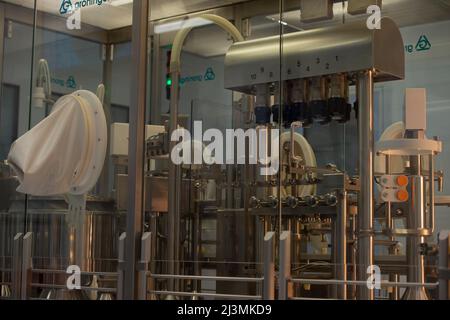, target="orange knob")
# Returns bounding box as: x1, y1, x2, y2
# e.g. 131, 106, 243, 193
396, 175, 409, 187
396, 189, 409, 202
